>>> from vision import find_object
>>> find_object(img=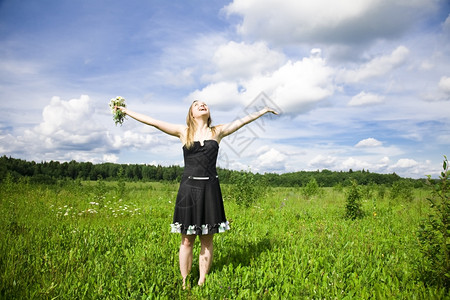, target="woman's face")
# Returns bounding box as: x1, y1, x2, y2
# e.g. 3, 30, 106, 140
191, 101, 210, 118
